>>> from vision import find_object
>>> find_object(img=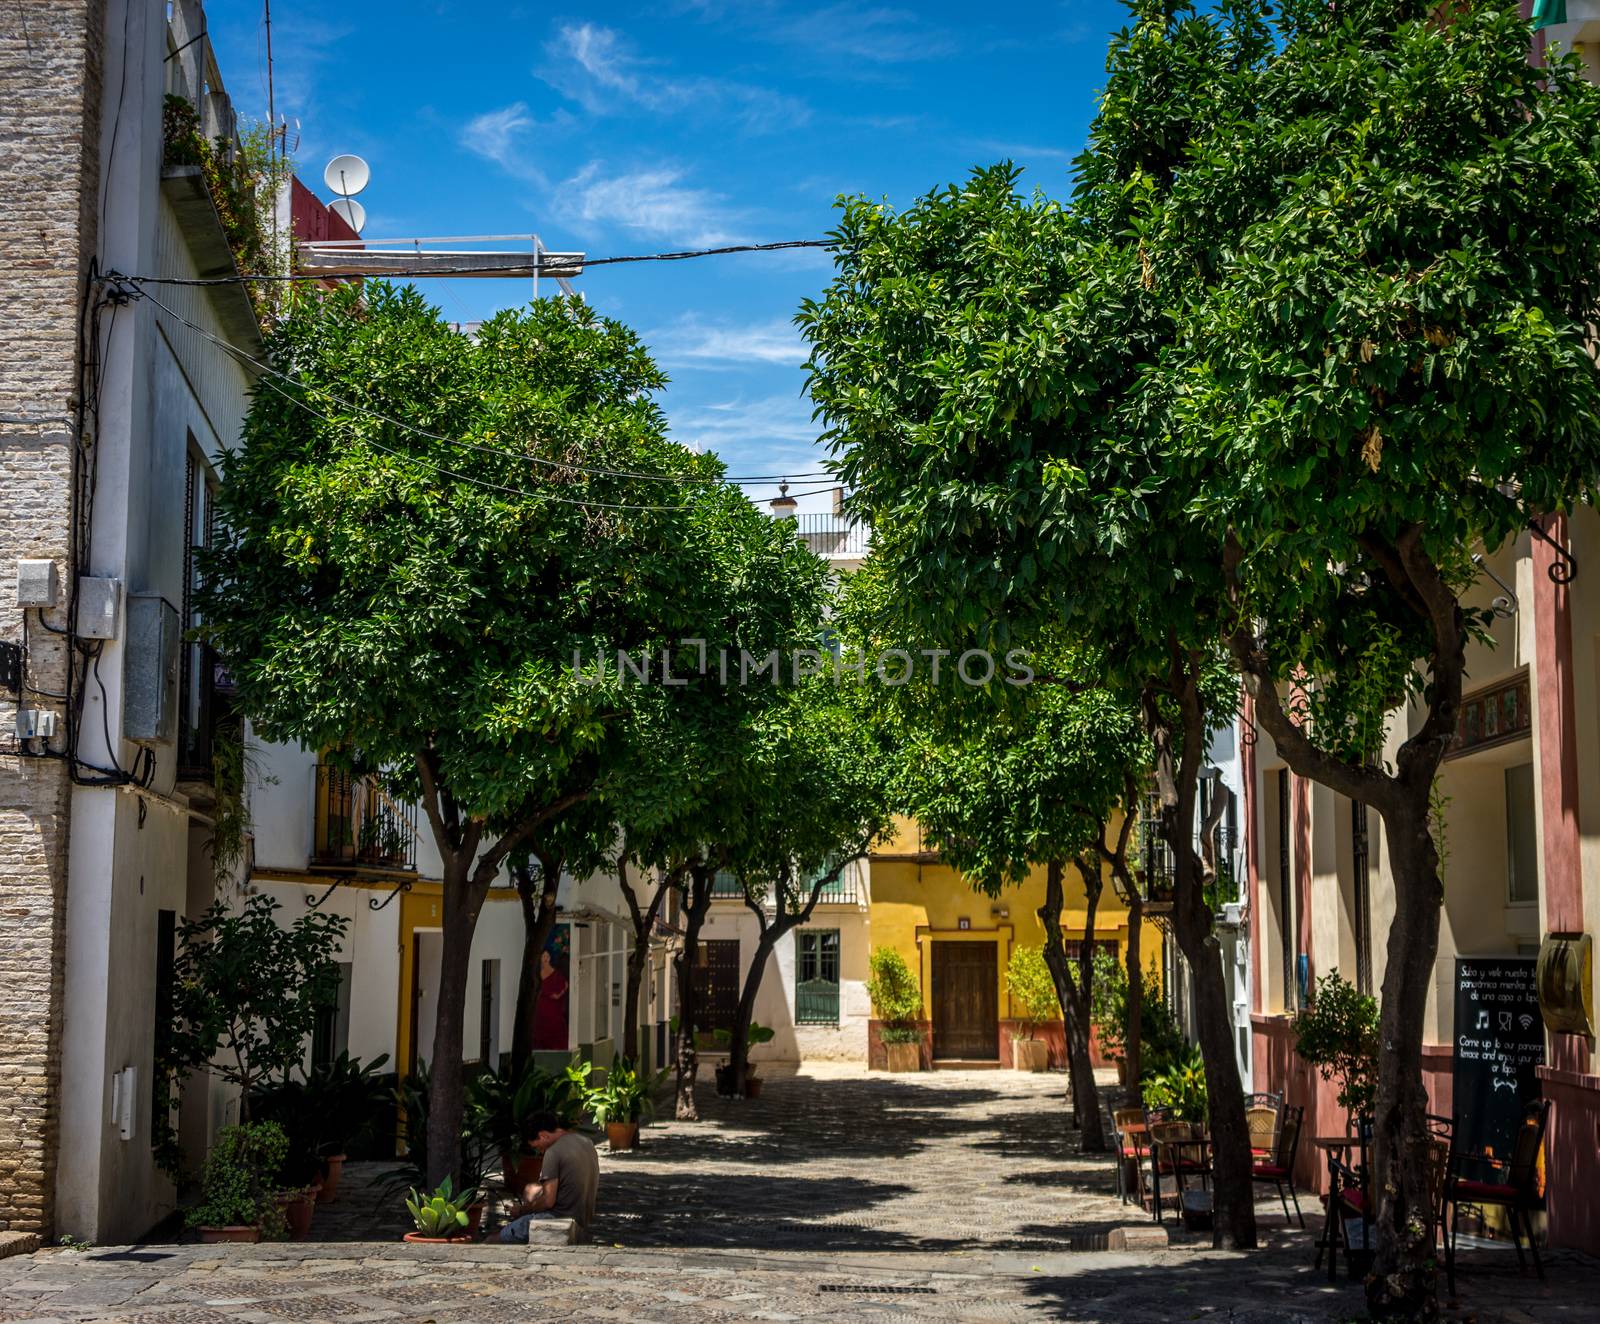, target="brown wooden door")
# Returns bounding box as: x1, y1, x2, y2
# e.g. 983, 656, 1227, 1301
932, 941, 998, 1060
694, 939, 742, 1037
